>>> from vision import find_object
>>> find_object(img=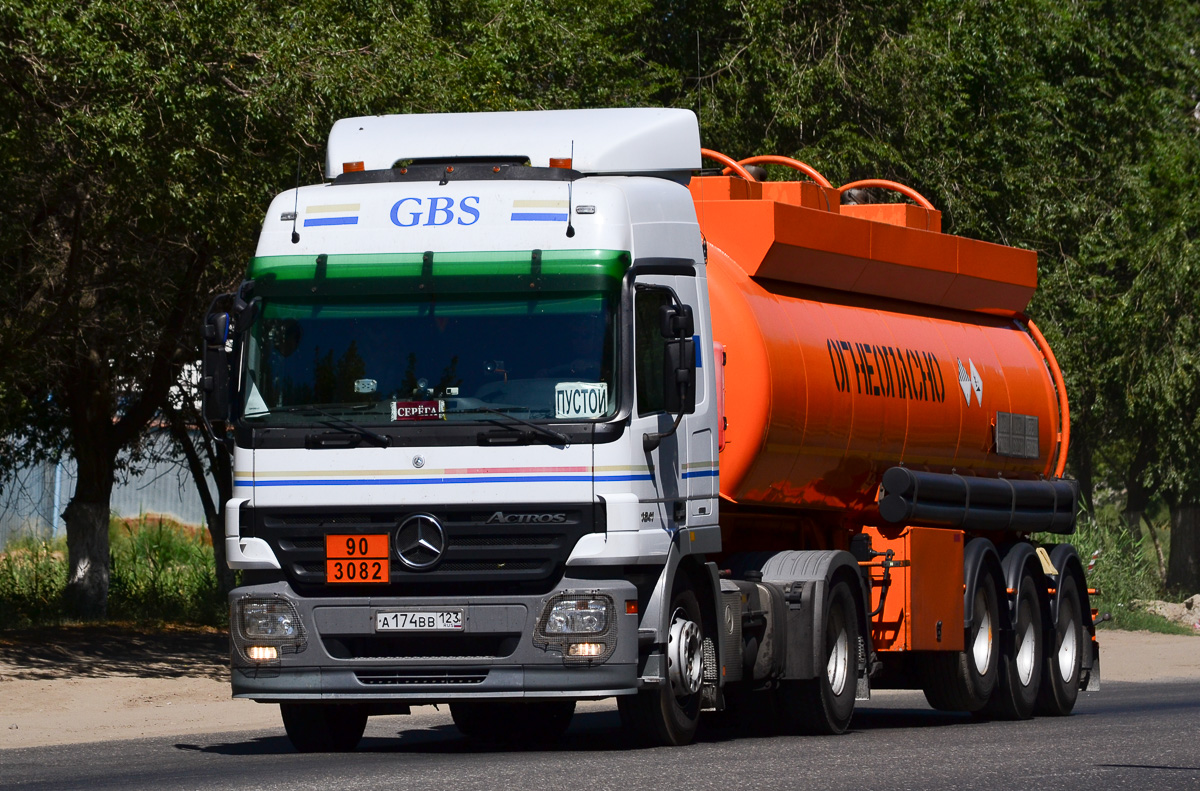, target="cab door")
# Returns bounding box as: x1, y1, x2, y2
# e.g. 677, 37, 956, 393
629, 280, 690, 536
